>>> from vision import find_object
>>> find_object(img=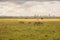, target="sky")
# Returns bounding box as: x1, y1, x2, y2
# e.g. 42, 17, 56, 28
0, 0, 60, 17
